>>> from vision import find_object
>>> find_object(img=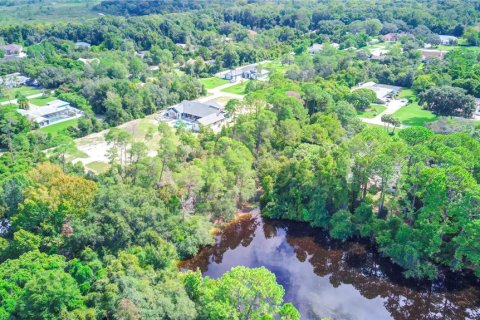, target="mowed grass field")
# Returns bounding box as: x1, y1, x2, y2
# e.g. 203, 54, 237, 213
393, 89, 438, 126
39, 118, 79, 136
200, 77, 229, 89
358, 104, 386, 118
222, 81, 251, 95
29, 96, 57, 106
0, 86, 42, 102
0, 0, 101, 25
